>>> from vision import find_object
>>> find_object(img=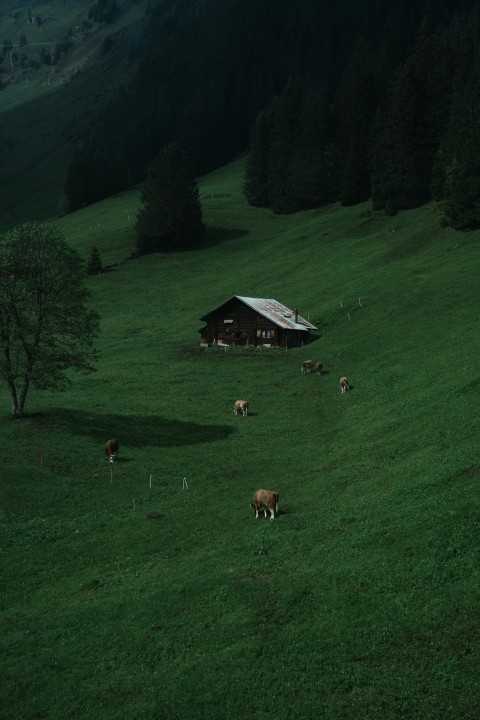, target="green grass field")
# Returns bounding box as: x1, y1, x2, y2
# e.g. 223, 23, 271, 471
1, 159, 479, 719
